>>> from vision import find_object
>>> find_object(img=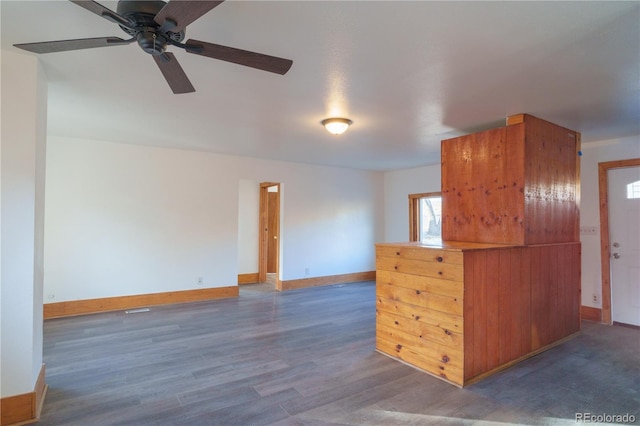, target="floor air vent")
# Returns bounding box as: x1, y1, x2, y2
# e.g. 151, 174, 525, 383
125, 308, 150, 314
